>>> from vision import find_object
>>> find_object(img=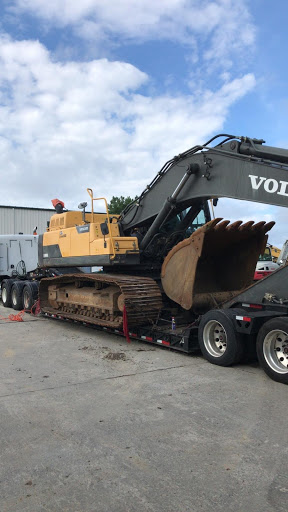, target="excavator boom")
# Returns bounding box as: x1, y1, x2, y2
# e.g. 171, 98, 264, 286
120, 134, 288, 236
